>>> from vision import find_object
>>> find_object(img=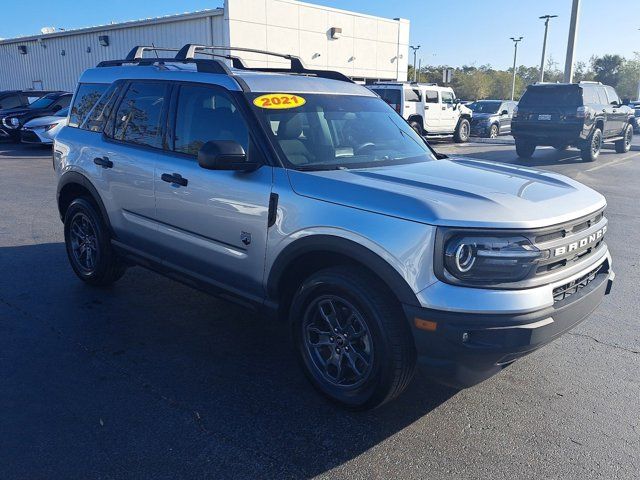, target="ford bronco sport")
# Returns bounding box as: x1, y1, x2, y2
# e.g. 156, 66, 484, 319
54, 45, 614, 410
512, 82, 634, 162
